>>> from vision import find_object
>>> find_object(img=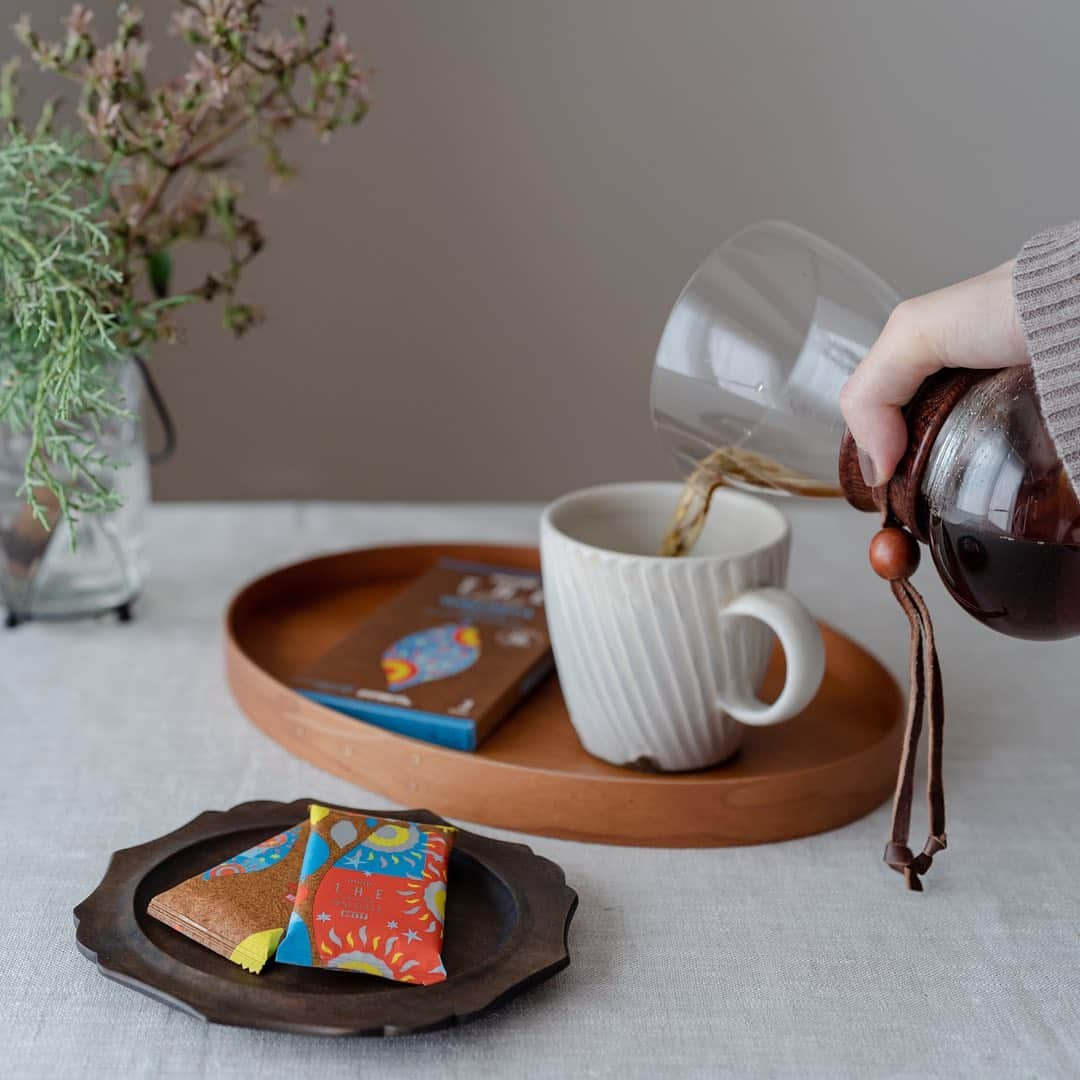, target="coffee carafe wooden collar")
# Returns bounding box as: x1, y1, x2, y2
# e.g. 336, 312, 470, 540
838, 368, 989, 539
